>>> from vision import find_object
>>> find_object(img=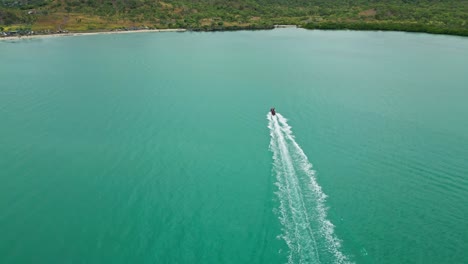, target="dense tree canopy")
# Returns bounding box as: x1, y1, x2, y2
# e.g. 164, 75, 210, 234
1, 0, 467, 36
